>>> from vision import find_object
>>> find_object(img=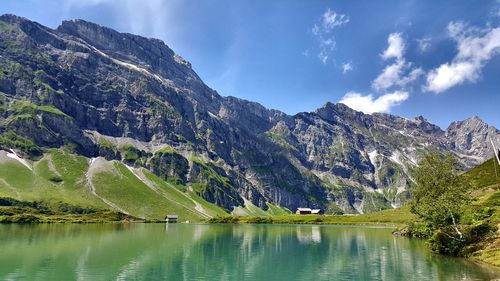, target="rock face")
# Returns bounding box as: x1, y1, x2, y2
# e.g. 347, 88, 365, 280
1, 15, 499, 213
